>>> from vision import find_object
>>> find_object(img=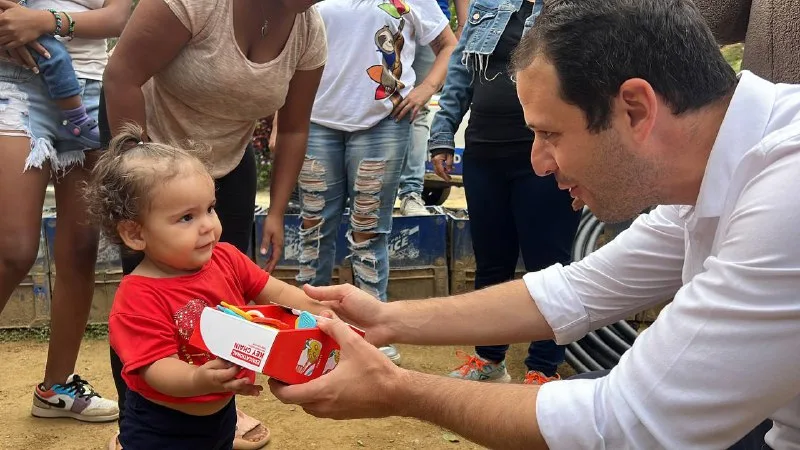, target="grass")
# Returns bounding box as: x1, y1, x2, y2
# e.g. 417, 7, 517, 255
722, 43, 744, 72
0, 323, 108, 343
